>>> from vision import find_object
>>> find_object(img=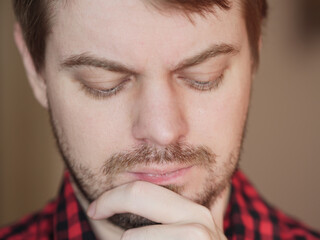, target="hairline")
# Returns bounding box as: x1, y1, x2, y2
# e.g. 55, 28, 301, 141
16, 0, 261, 72
46, 0, 238, 68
